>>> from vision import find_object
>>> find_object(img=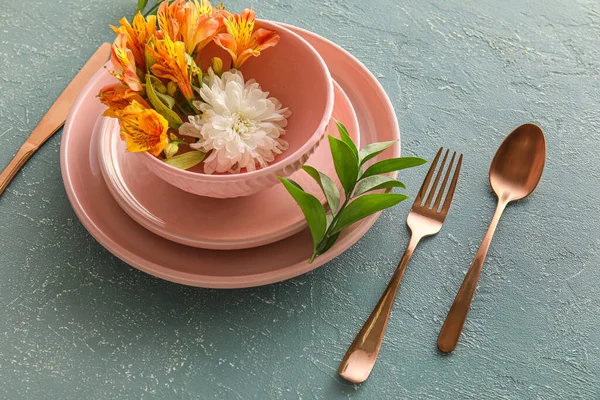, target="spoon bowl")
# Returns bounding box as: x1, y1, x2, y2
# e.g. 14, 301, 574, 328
490, 123, 546, 202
